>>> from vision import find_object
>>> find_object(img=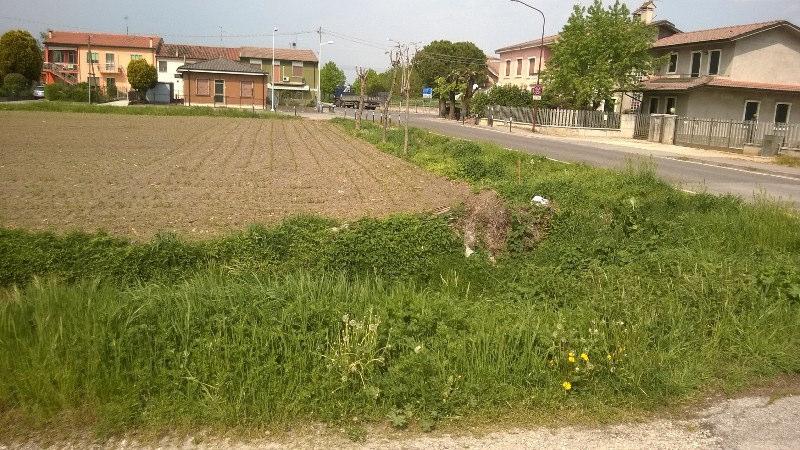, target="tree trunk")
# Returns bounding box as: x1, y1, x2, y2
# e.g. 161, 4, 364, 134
357, 80, 366, 130
448, 92, 456, 120
383, 68, 398, 143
